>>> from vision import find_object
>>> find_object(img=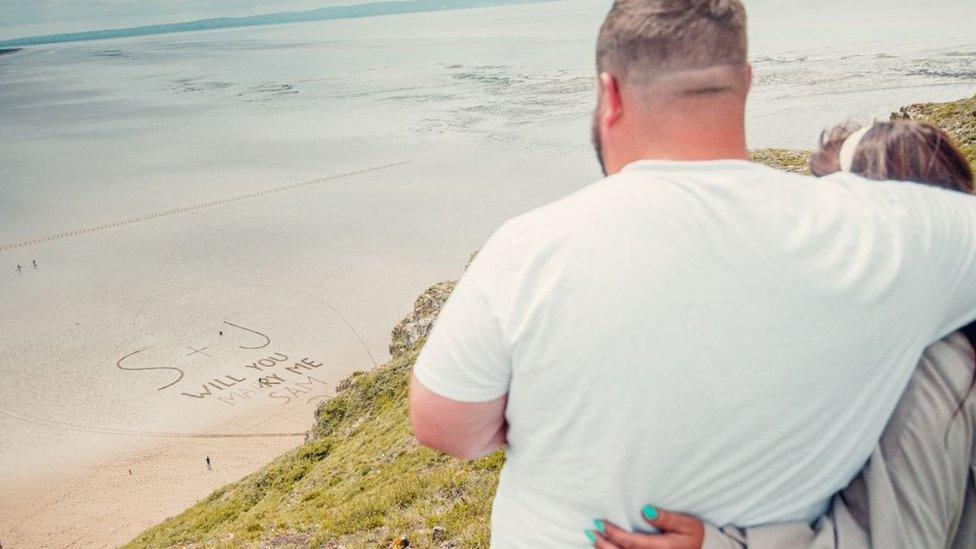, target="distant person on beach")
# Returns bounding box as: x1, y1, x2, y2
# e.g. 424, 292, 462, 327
32, 259, 37, 268
15, 265, 21, 272
410, 1, 976, 546
206, 456, 212, 471
588, 122, 976, 548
